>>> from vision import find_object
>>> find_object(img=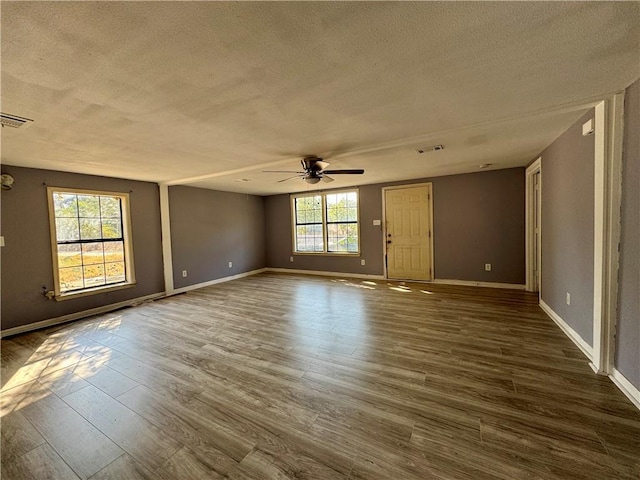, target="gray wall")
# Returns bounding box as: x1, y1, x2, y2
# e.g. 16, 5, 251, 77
540, 110, 595, 346
265, 168, 526, 284
169, 186, 266, 289
615, 78, 640, 389
0, 165, 165, 331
